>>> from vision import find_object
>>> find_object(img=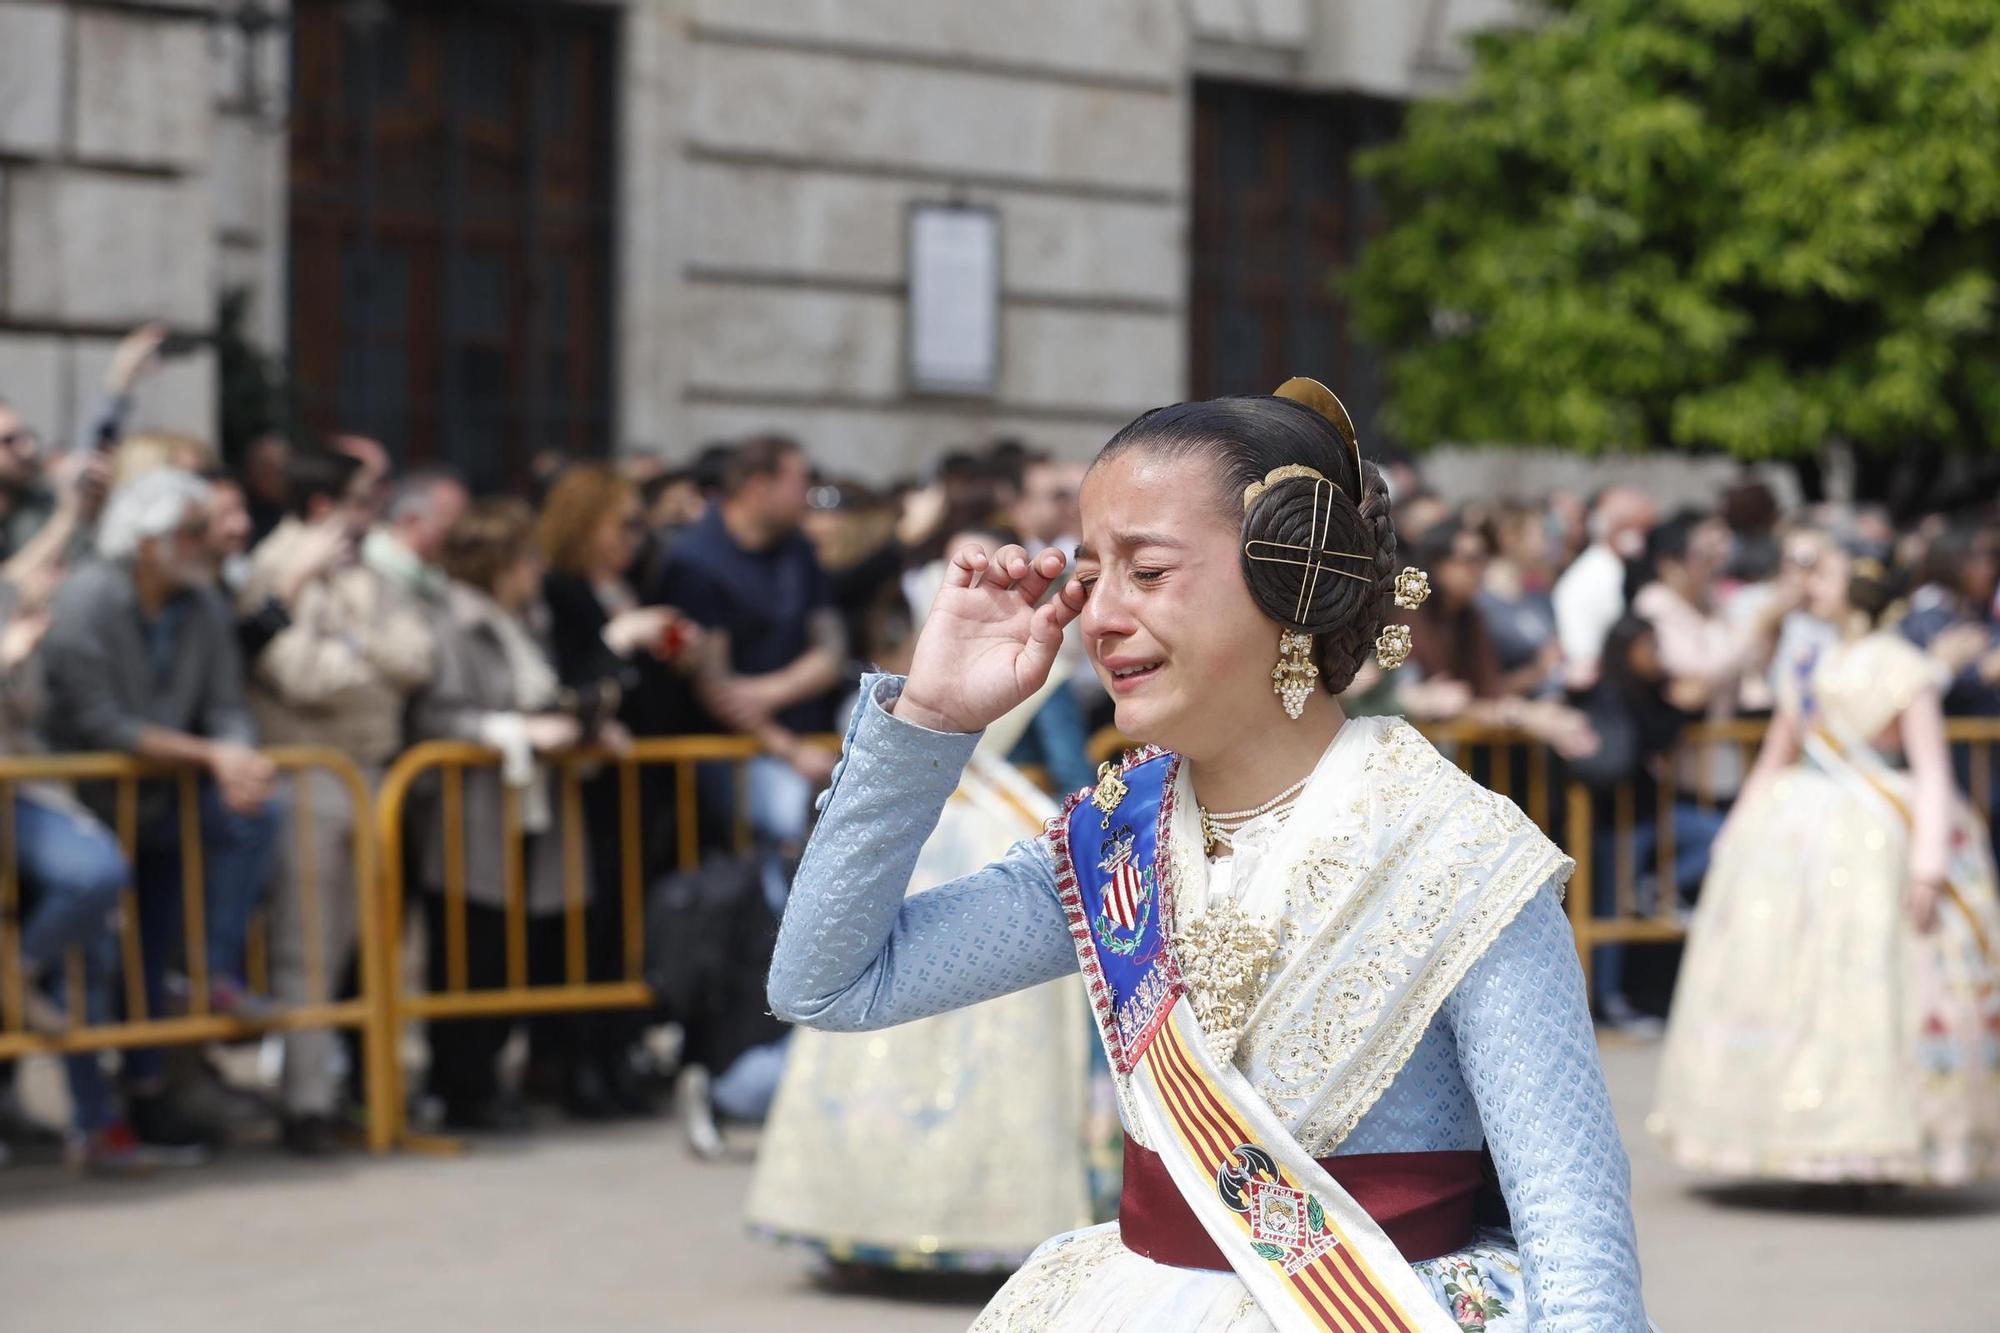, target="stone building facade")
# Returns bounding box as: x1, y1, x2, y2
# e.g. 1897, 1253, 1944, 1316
0, 0, 1525, 482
